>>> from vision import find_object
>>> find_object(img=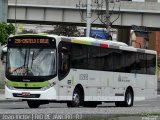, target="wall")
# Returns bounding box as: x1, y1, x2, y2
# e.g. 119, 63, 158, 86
130, 31, 146, 49
149, 31, 160, 60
